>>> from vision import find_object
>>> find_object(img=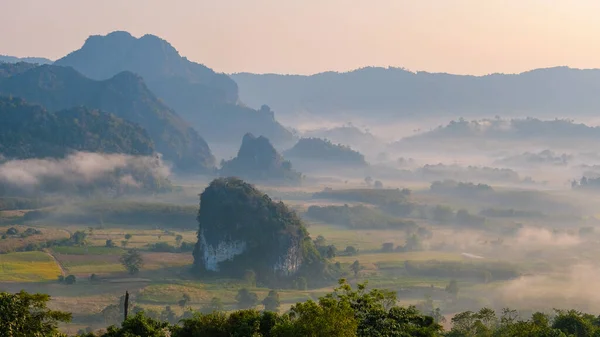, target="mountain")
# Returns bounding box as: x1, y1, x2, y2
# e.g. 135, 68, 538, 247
220, 133, 301, 183
54, 31, 294, 145
0, 95, 154, 159
0, 63, 215, 172
0, 55, 53, 65
284, 138, 367, 167
232, 66, 600, 118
